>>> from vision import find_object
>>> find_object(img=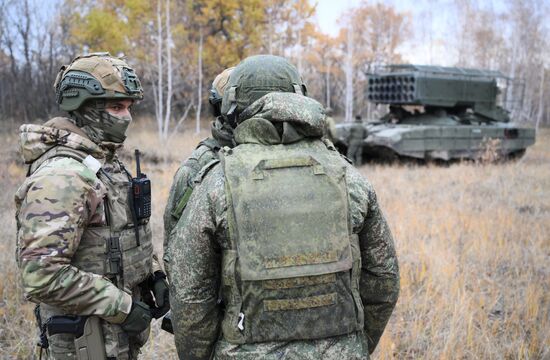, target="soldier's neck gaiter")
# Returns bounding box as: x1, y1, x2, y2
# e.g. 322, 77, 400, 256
70, 107, 132, 144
